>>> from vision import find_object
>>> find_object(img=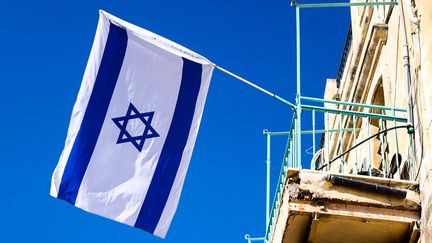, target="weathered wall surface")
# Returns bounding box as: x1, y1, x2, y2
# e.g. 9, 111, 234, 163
330, 0, 432, 241
415, 0, 432, 241
271, 170, 421, 243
